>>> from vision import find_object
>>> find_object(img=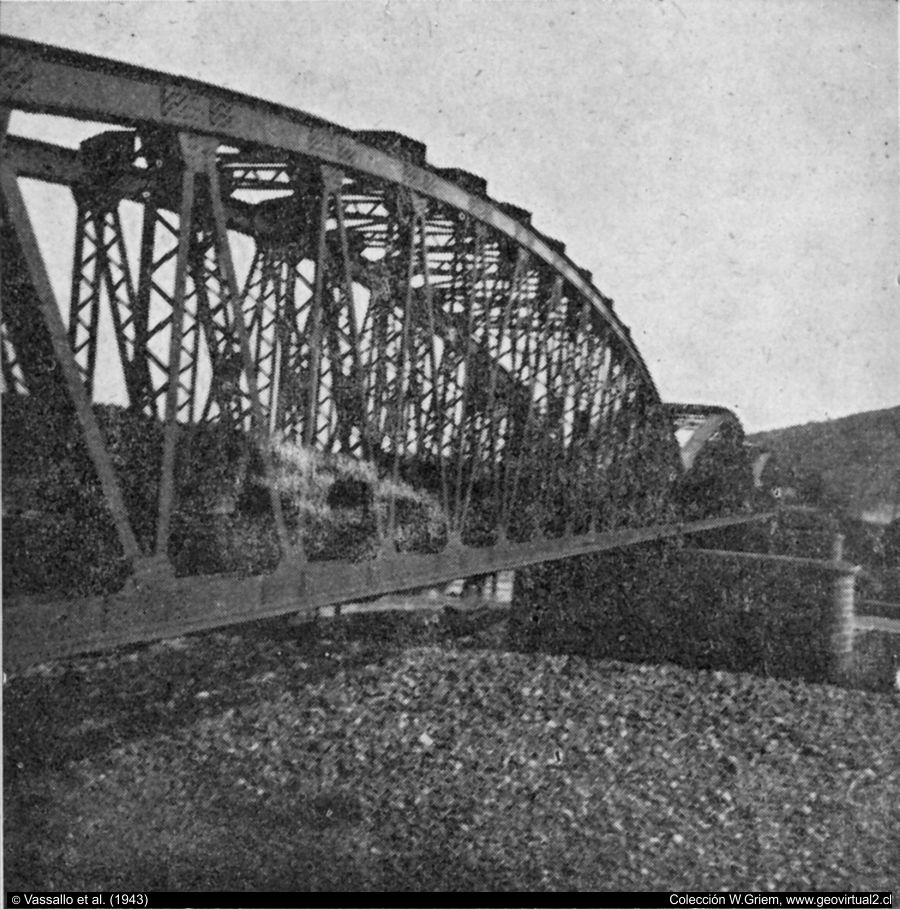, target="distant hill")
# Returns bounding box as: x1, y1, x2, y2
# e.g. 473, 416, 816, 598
747, 406, 900, 523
